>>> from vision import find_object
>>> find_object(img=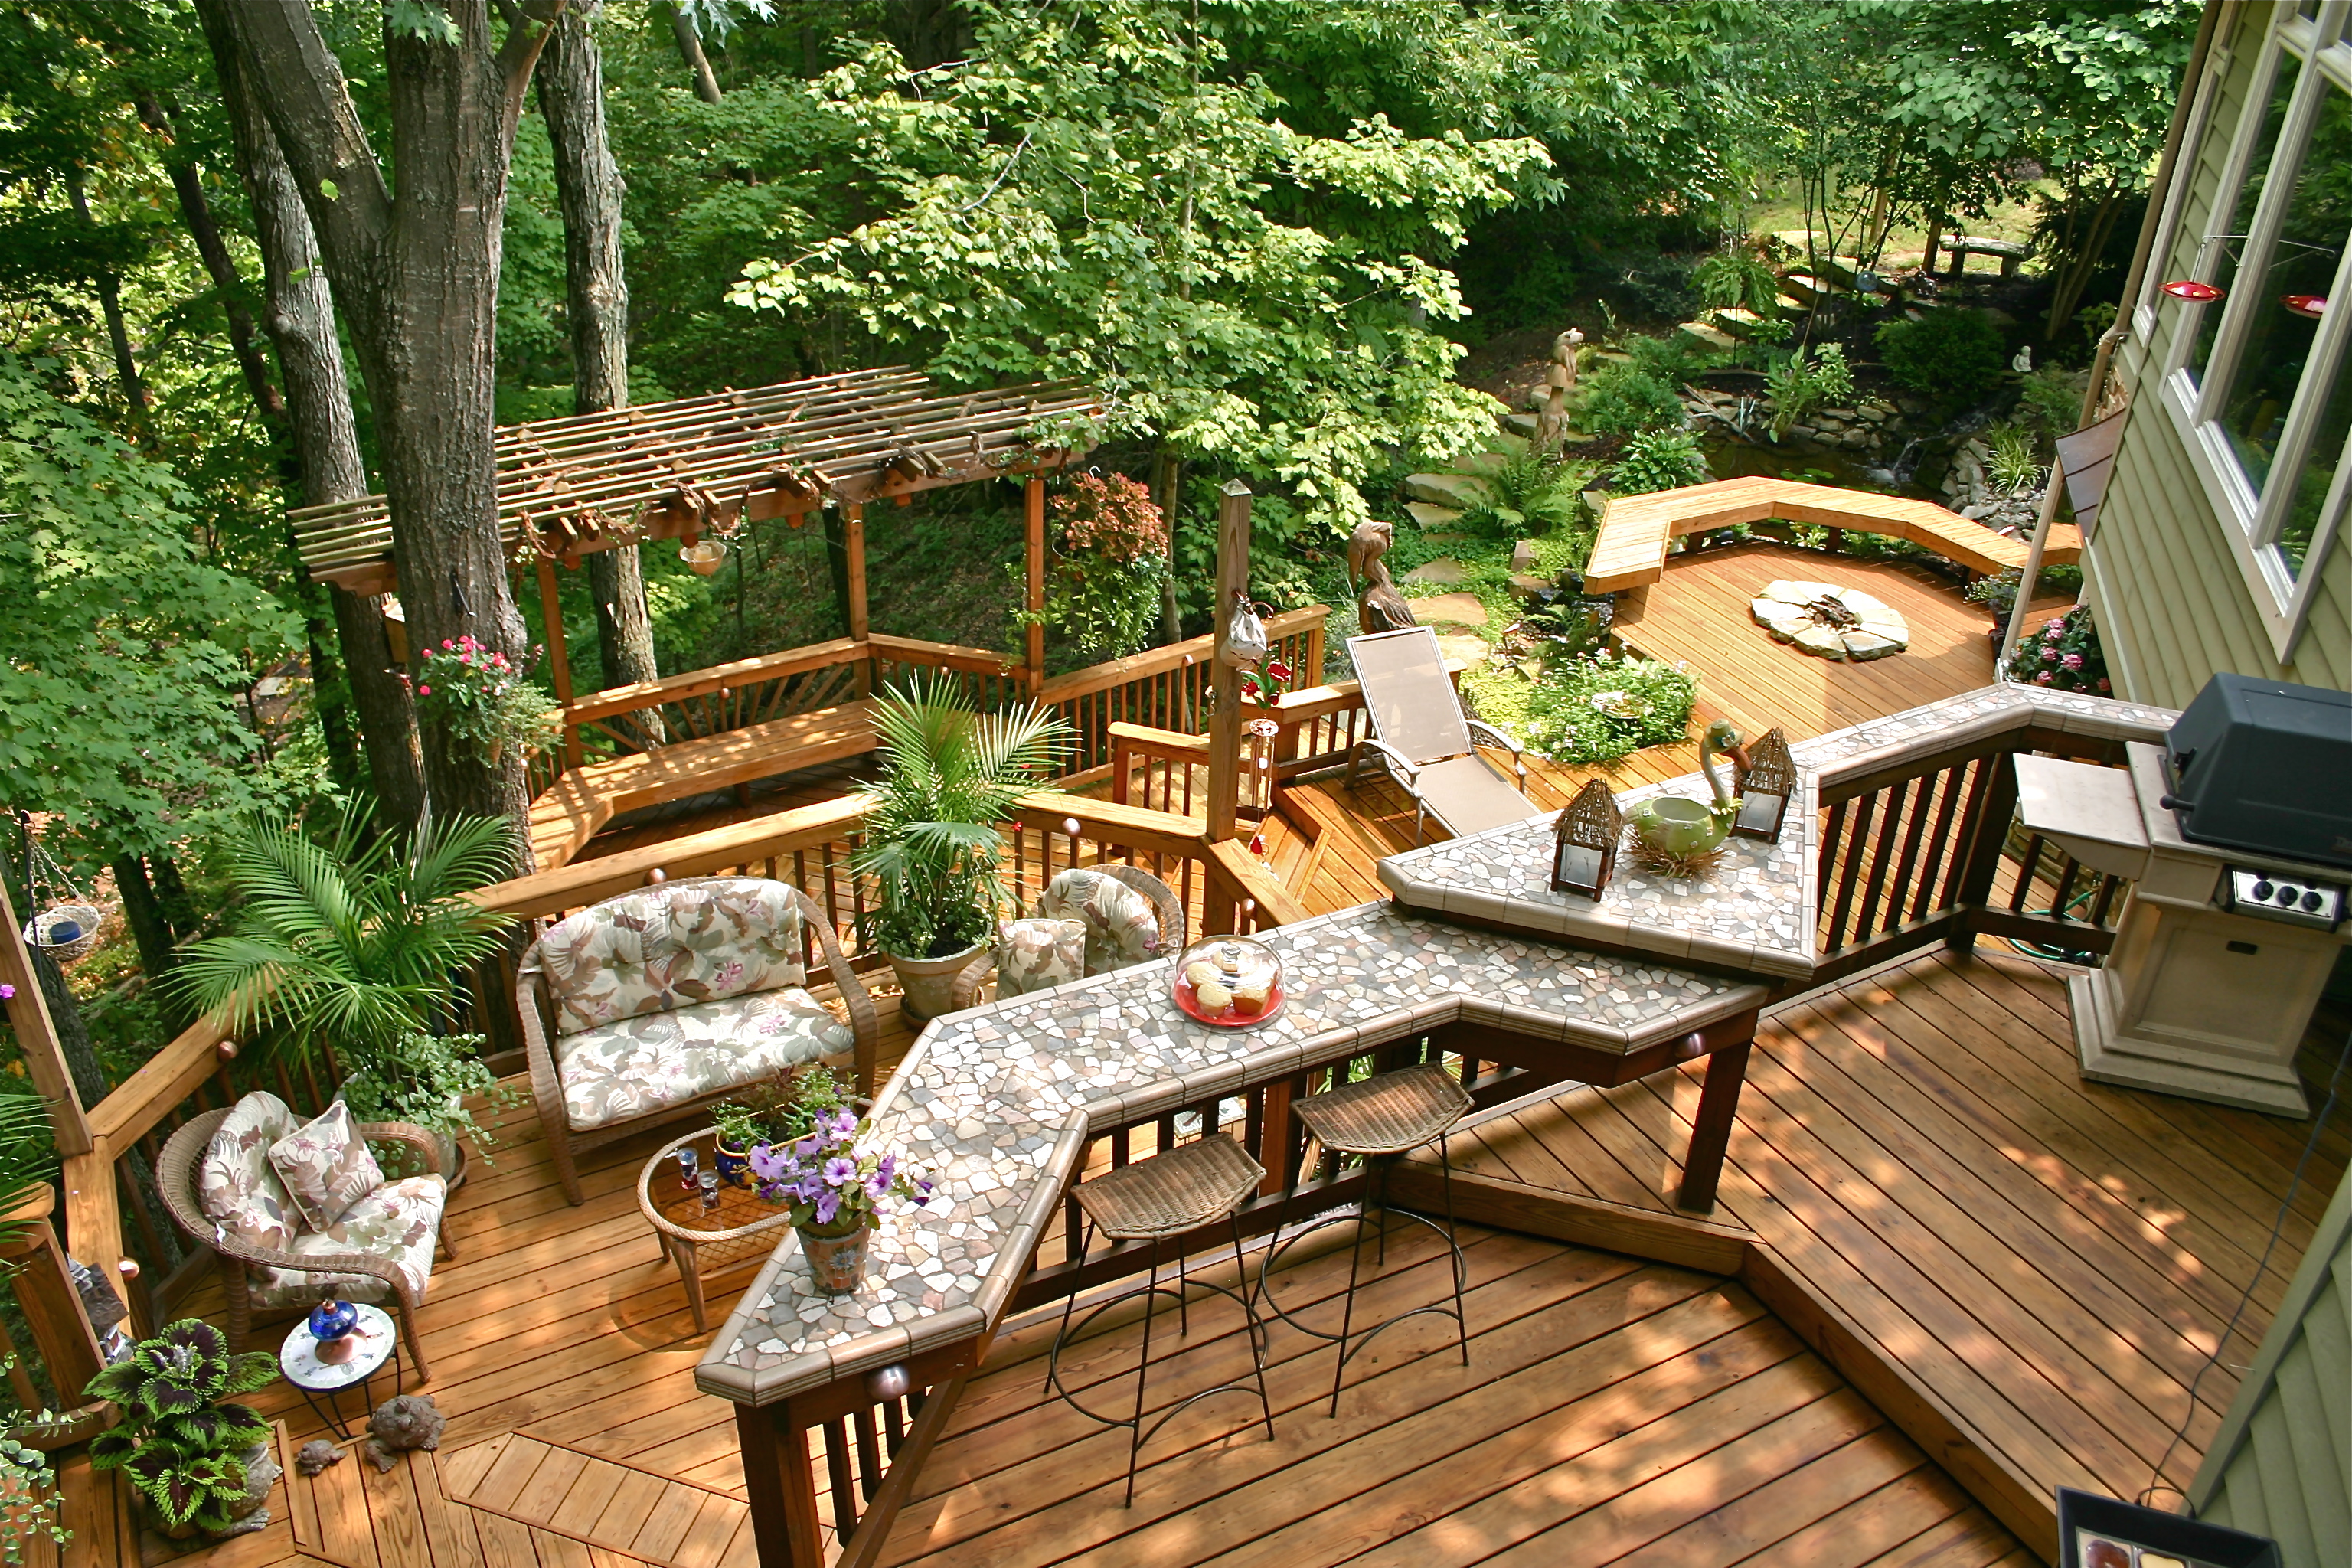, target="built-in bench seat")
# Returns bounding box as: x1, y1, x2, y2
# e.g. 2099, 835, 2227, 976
1584, 475, 2080, 595
529, 699, 878, 868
